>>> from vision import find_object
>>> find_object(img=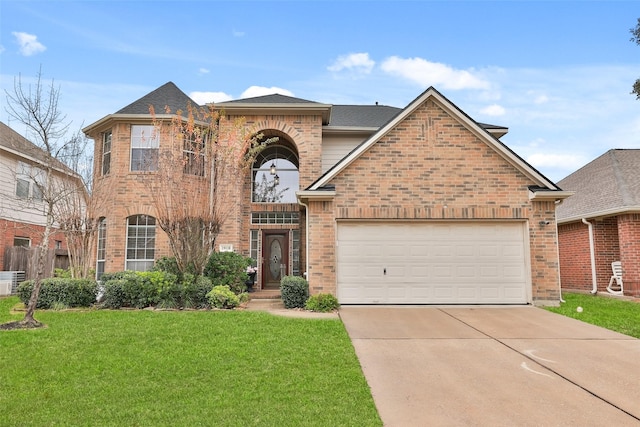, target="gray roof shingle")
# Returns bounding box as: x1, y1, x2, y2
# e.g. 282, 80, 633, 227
328, 104, 402, 128
556, 149, 640, 221
218, 94, 318, 105
116, 82, 197, 115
